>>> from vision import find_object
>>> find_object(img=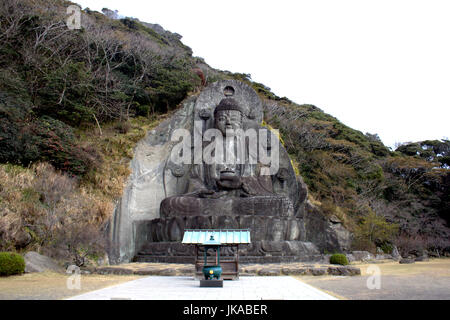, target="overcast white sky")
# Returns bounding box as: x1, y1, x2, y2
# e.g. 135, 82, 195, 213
75, 0, 449, 148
